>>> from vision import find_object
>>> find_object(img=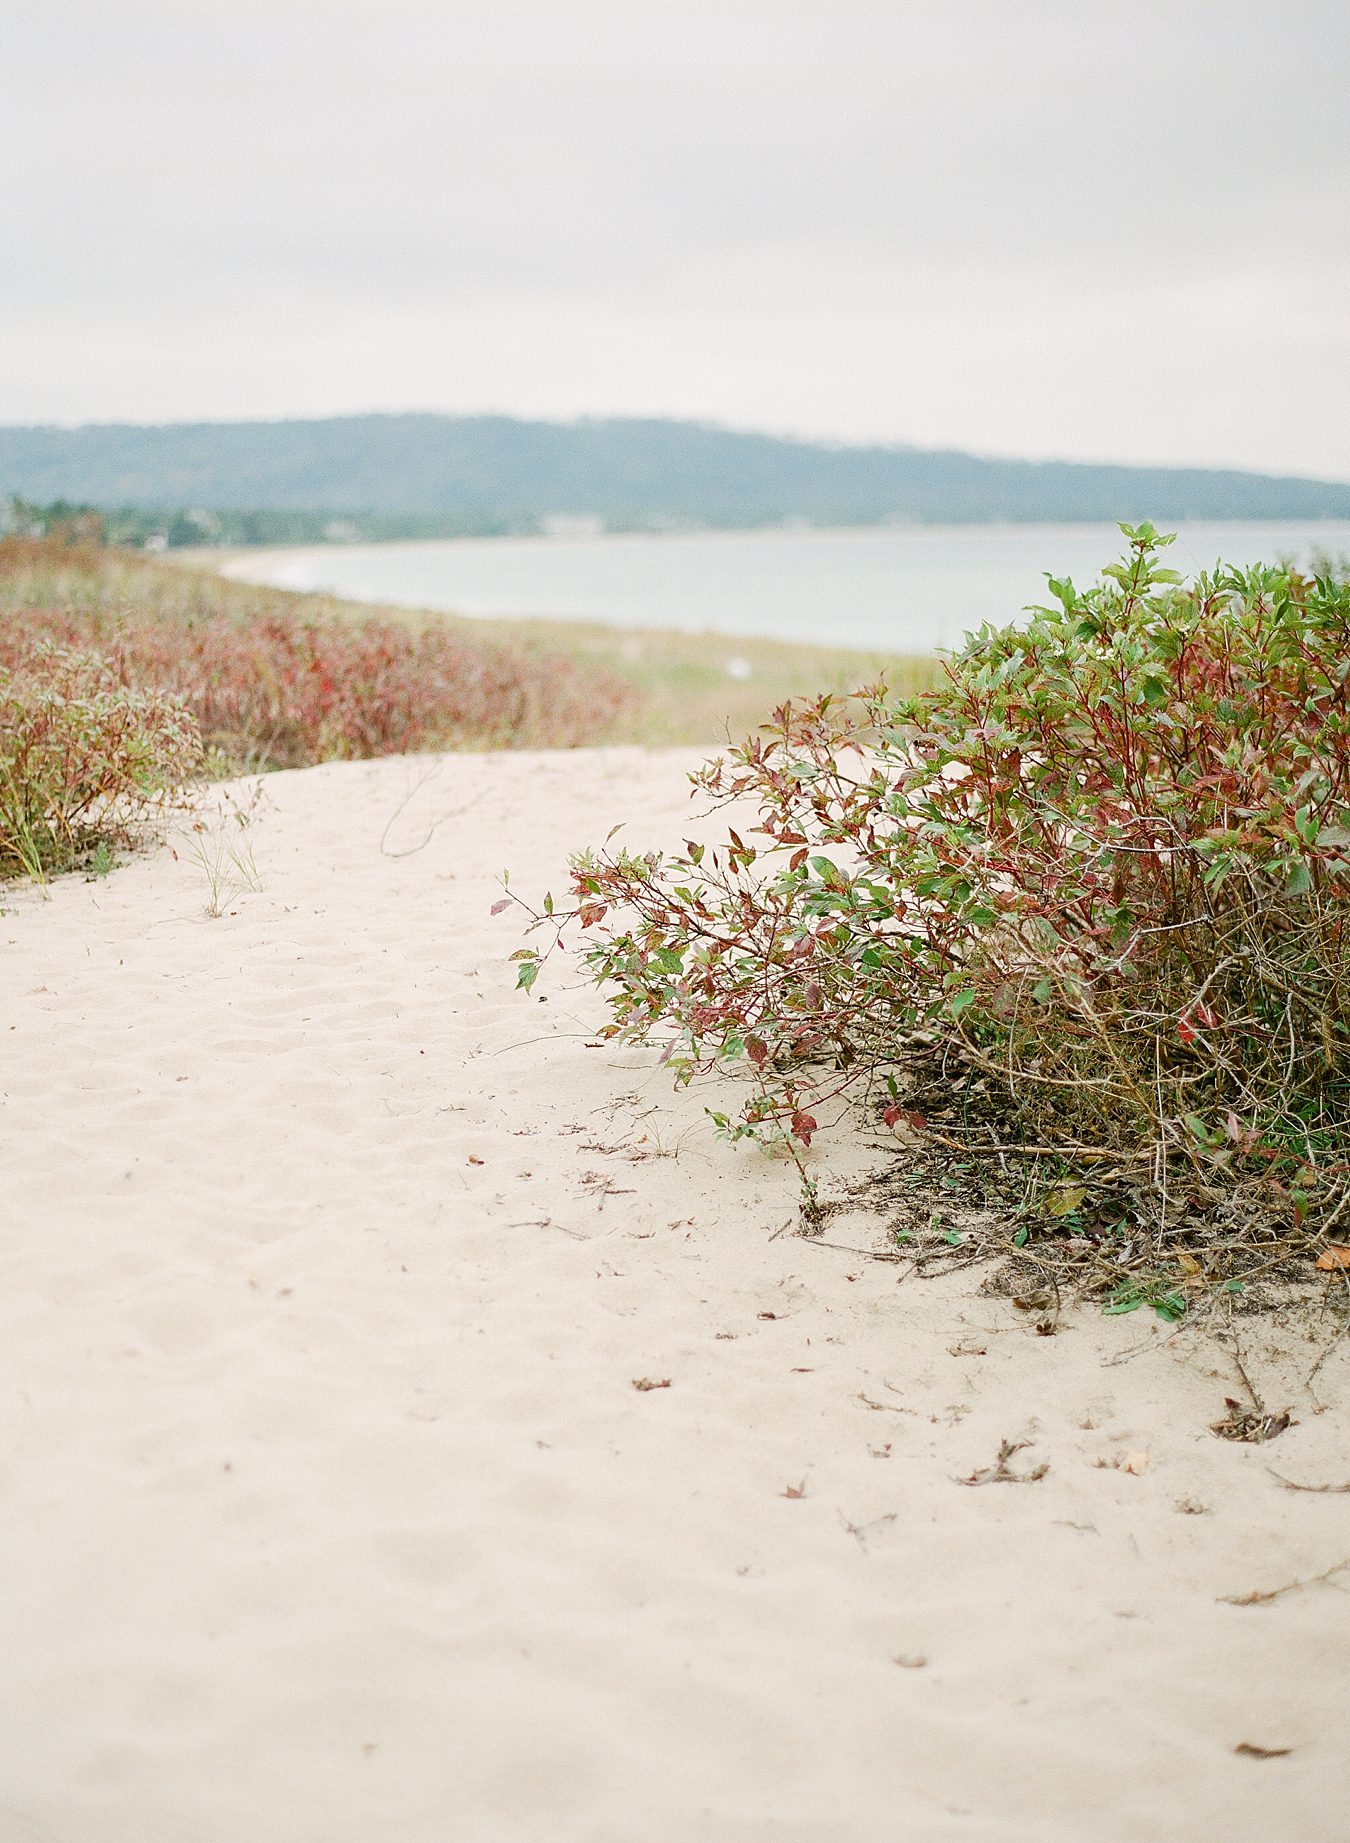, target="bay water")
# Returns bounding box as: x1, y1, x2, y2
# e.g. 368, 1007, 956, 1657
222, 520, 1350, 655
